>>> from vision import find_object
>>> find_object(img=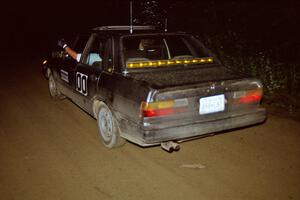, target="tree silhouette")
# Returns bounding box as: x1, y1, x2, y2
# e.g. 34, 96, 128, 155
133, 1, 167, 28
